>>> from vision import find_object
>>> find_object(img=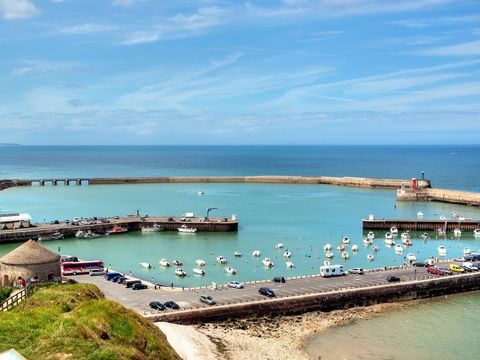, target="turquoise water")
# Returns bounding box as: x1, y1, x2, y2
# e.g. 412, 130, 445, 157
305, 291, 480, 359
1, 182, 479, 287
